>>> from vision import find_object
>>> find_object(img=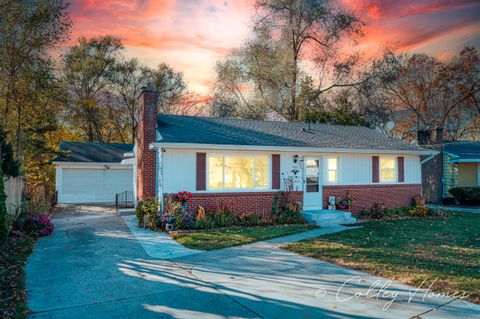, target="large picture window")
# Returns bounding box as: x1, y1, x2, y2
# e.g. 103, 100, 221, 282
208, 155, 269, 190
380, 158, 396, 182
